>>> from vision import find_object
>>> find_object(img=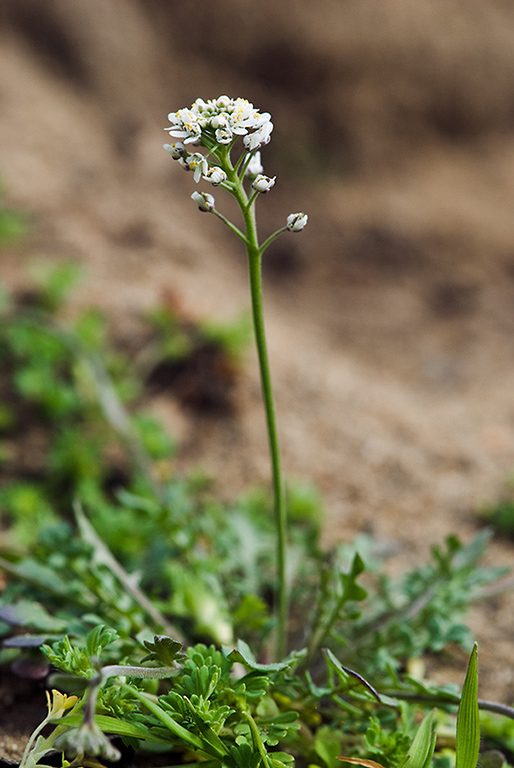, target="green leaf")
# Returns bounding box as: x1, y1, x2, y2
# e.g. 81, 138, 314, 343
399, 709, 436, 768
56, 713, 170, 743
140, 635, 187, 666
270, 752, 295, 768
126, 684, 217, 756
315, 724, 342, 768
456, 643, 480, 768
85, 625, 119, 658
340, 553, 368, 602
223, 639, 305, 672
